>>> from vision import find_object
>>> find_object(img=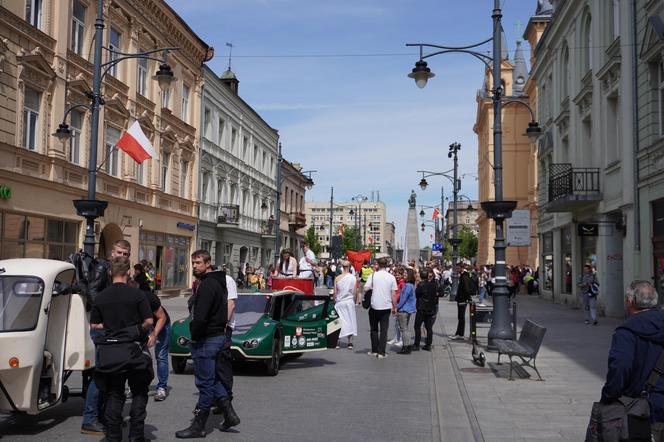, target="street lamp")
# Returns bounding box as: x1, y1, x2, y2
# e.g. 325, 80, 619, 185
273, 142, 316, 261
351, 194, 368, 249
406, 0, 542, 345
52, 0, 178, 258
